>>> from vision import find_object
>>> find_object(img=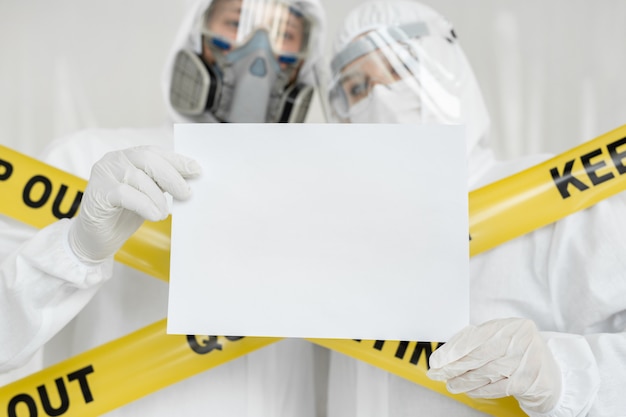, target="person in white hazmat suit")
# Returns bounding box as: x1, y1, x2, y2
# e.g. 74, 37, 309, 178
0, 0, 327, 415
324, 1, 626, 416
